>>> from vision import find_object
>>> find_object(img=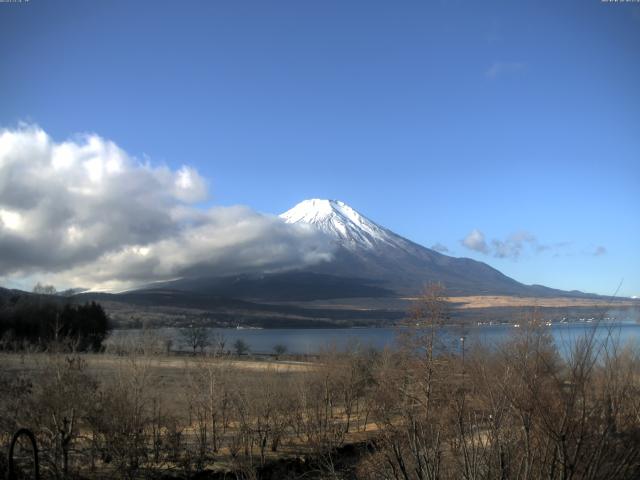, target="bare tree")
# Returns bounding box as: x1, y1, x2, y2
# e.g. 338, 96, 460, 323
180, 325, 210, 354
233, 339, 250, 356
212, 332, 227, 356
33, 282, 57, 295
273, 344, 287, 360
